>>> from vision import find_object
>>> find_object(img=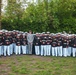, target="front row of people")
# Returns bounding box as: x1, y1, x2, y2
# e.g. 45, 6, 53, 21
0, 43, 75, 57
